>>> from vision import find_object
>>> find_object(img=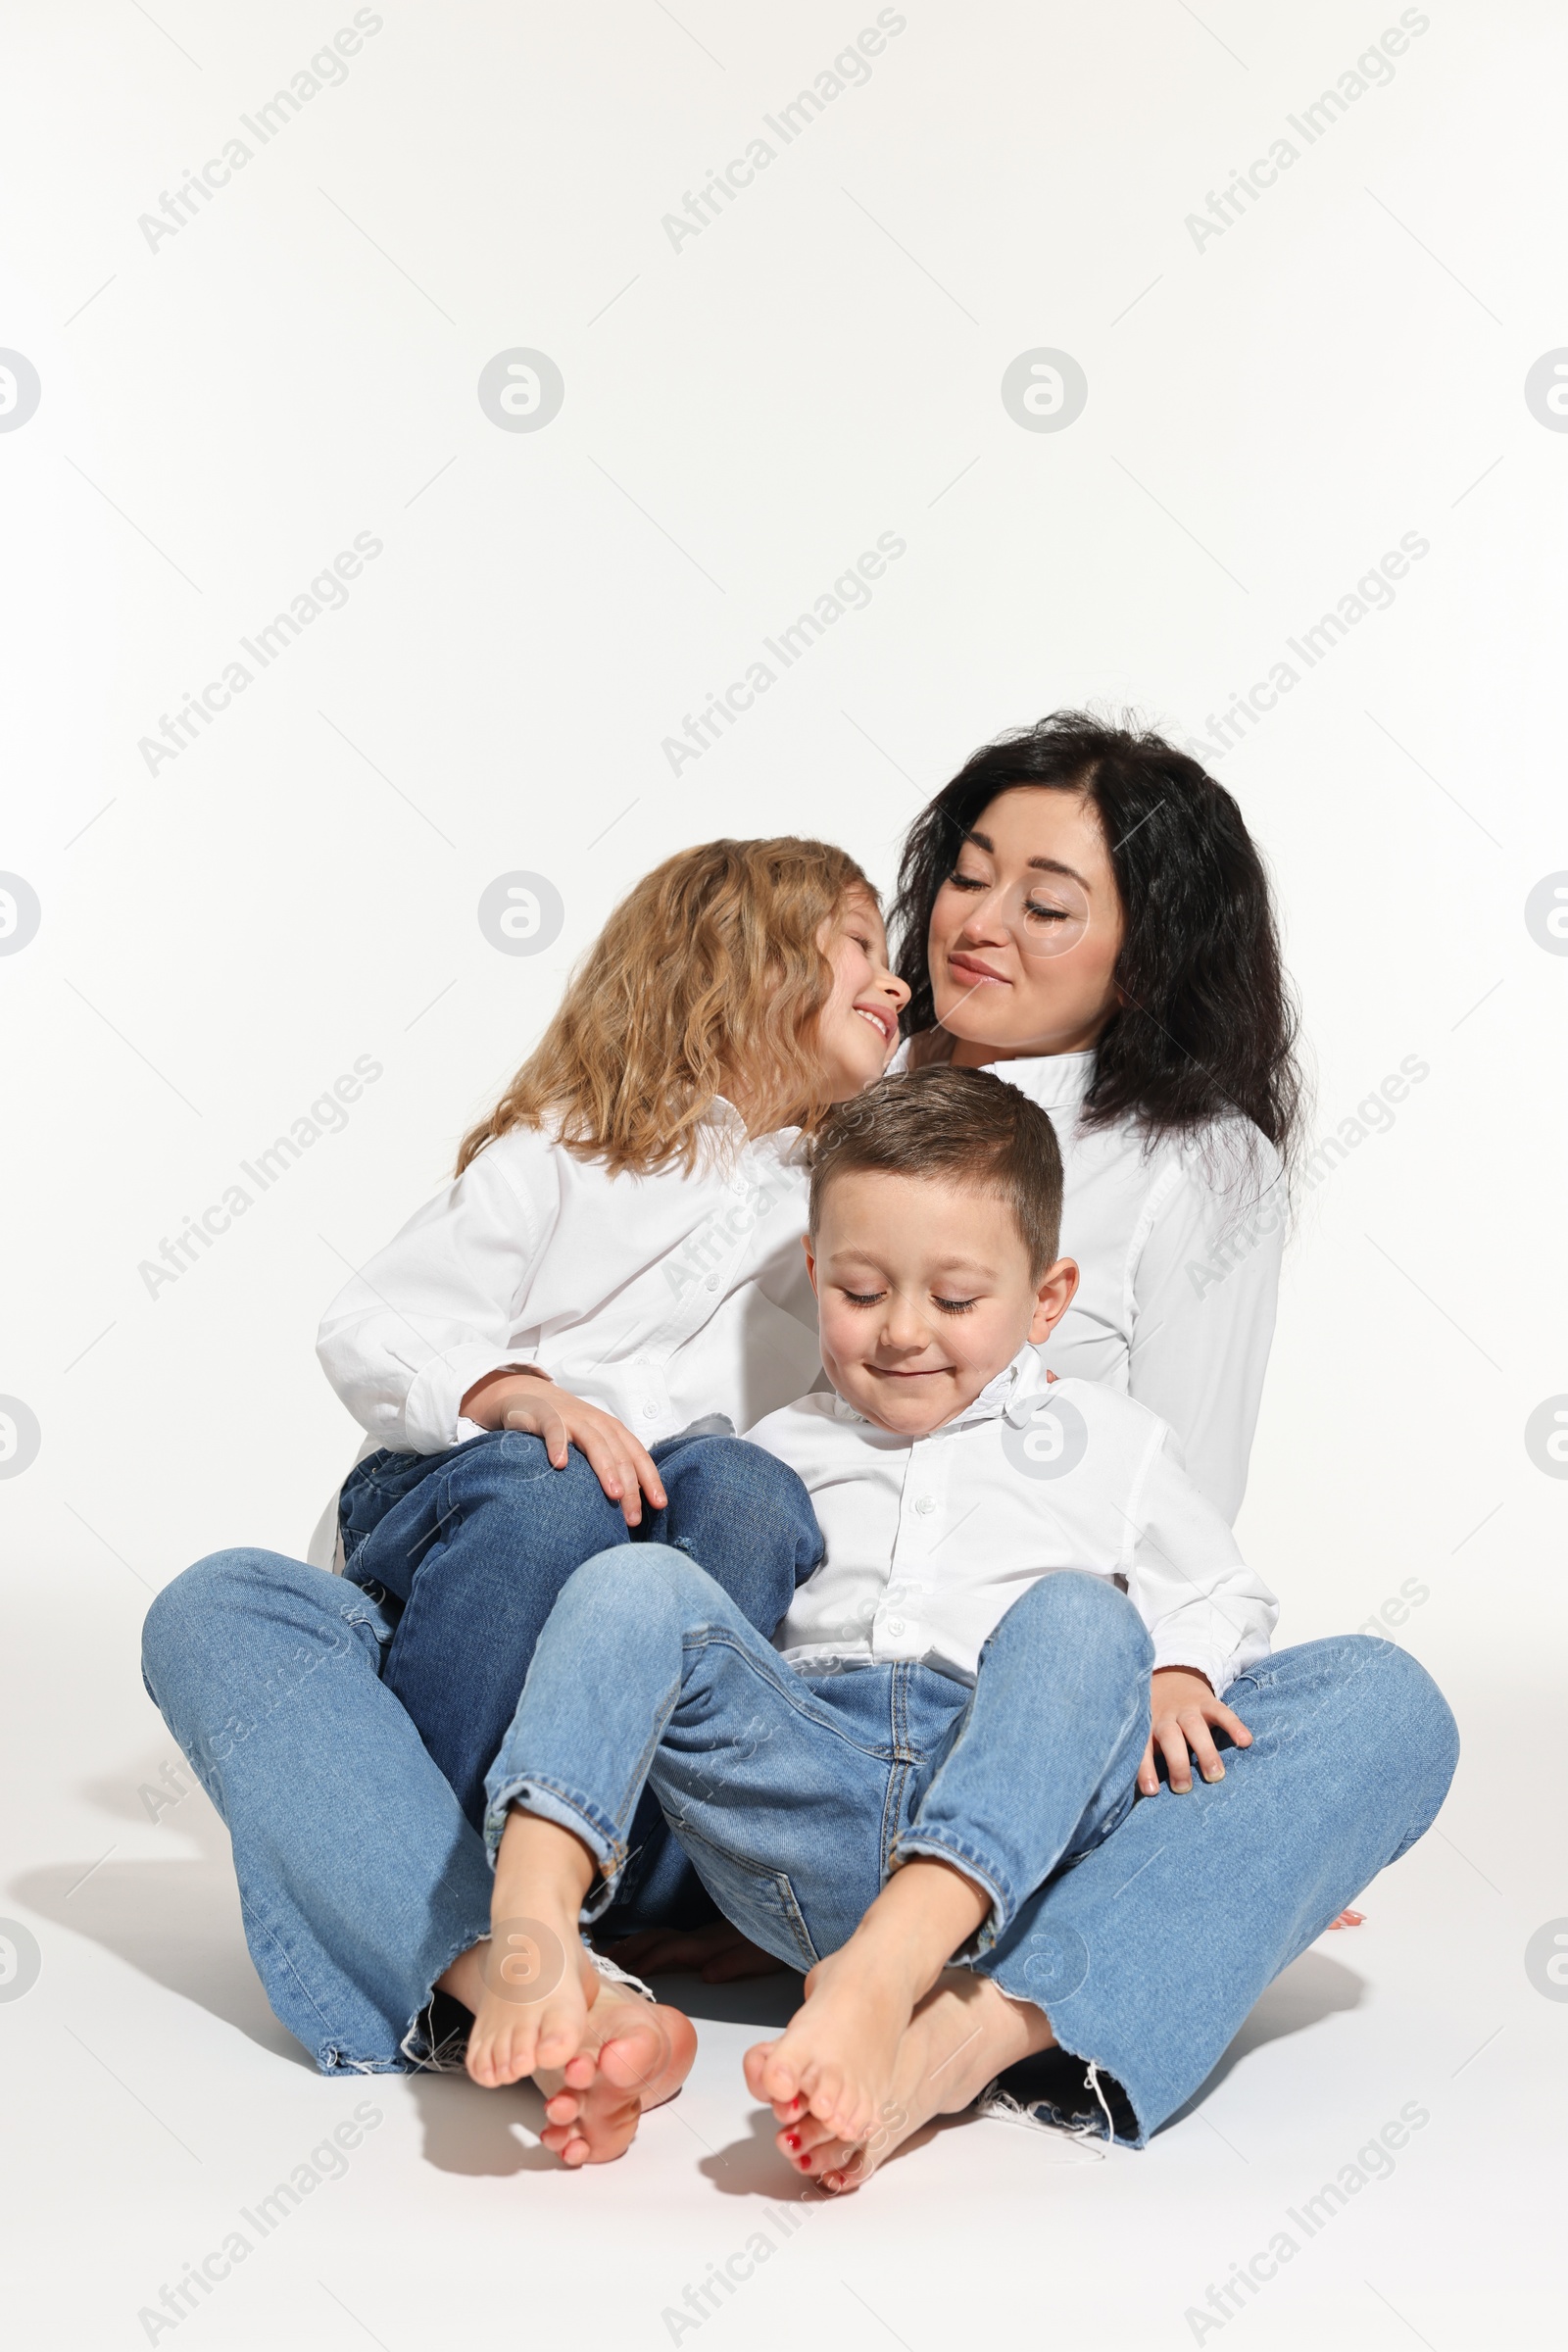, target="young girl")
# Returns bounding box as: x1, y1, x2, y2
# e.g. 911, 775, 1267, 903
316, 838, 906, 1829
141, 837, 907, 2159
